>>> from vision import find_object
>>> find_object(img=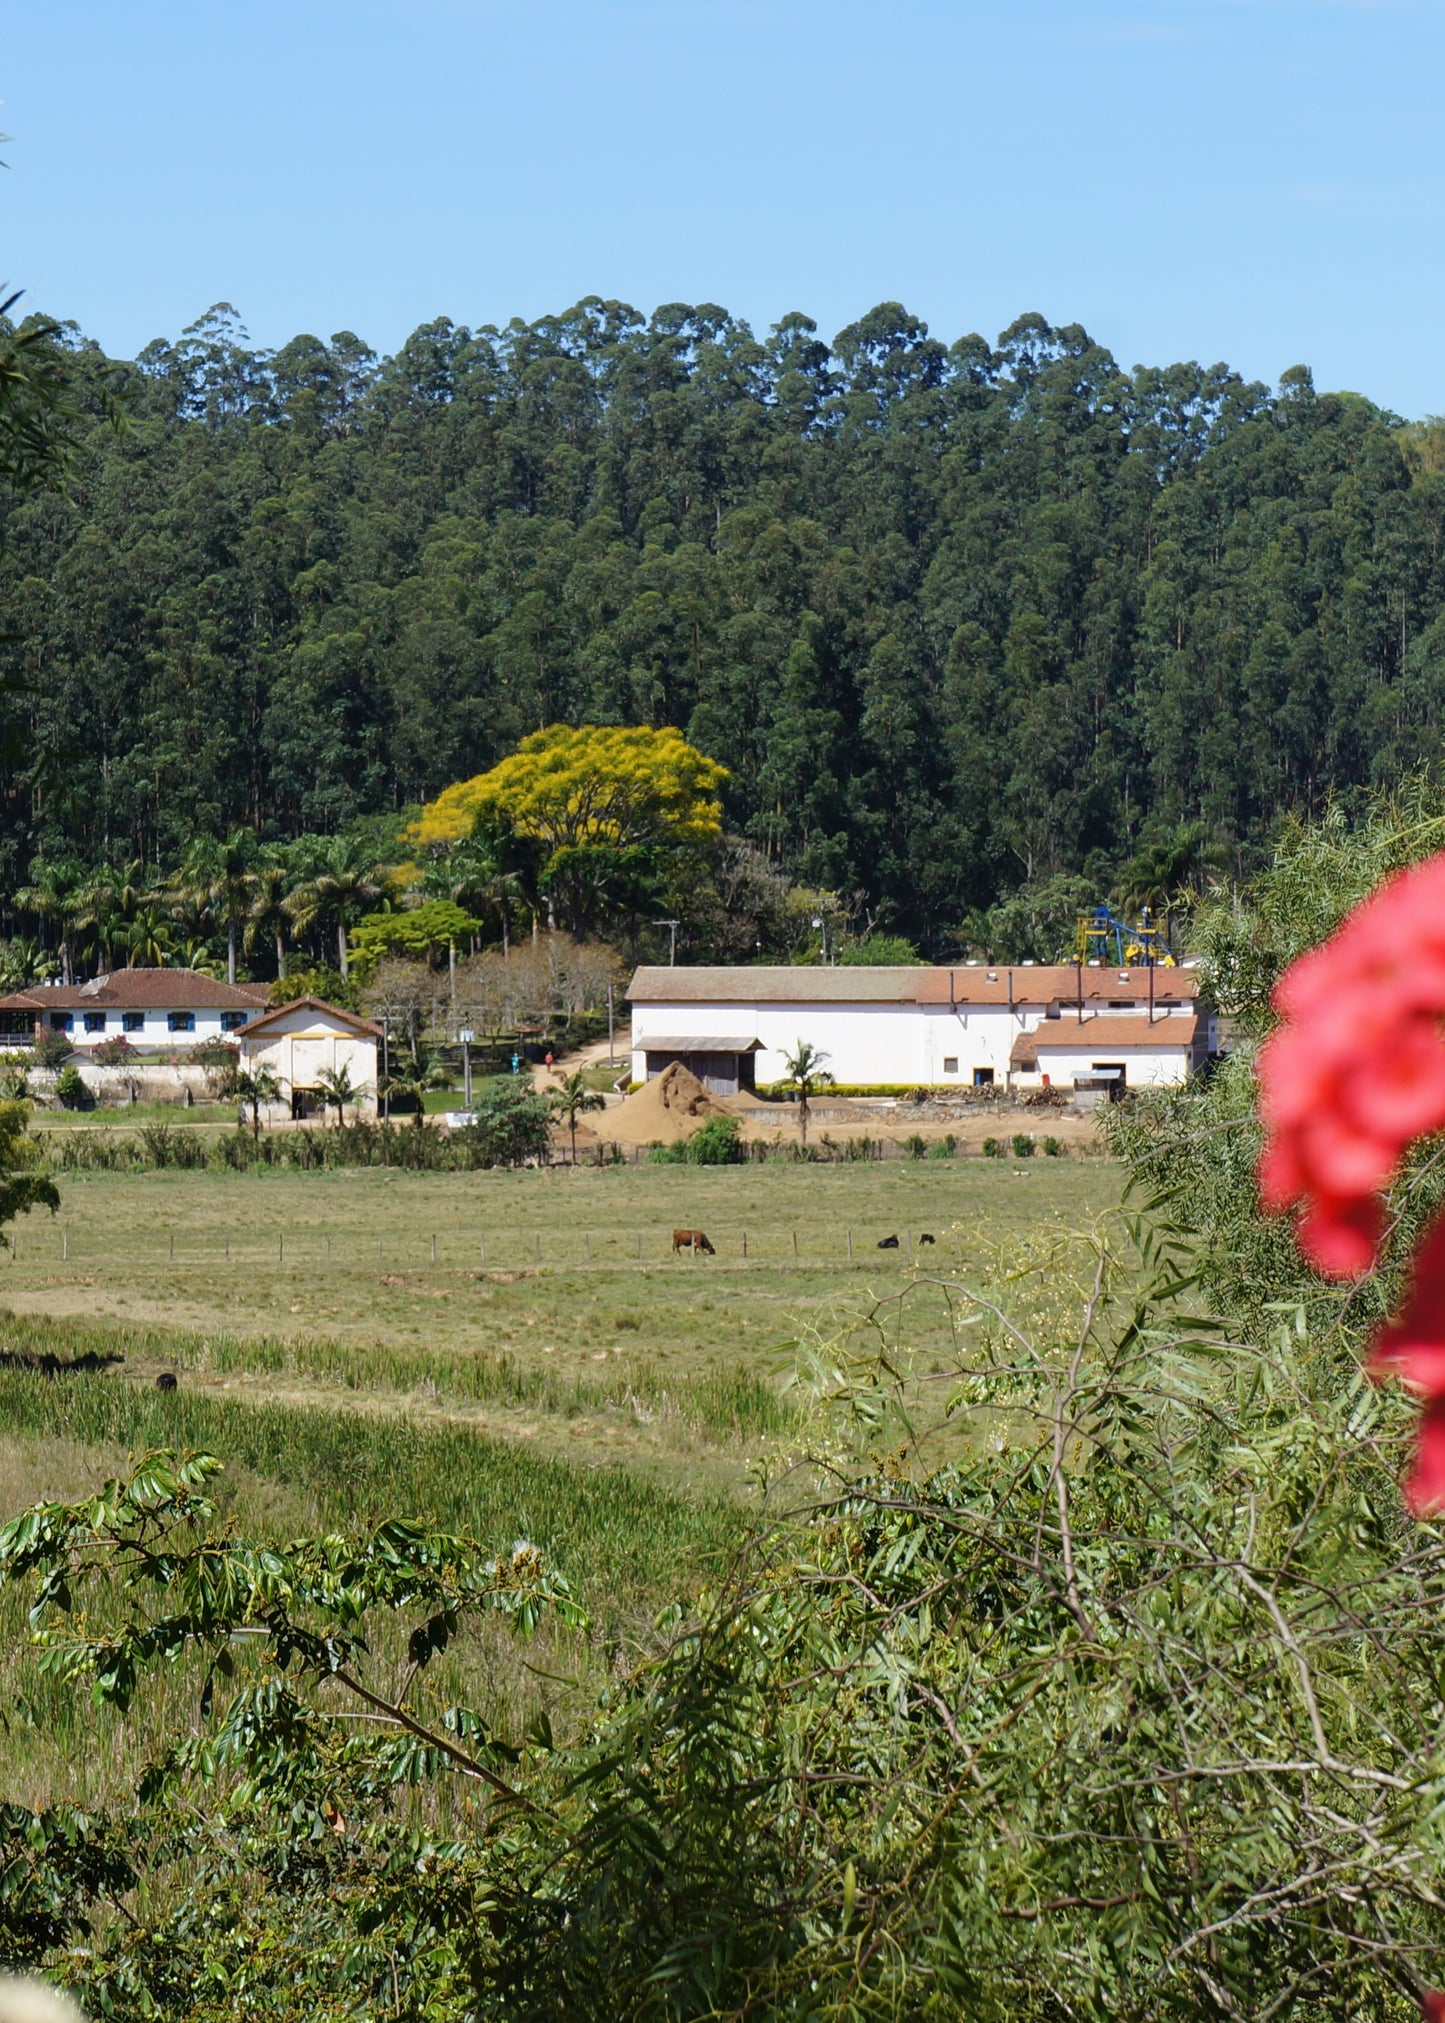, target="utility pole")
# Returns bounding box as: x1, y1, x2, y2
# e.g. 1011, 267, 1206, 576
606, 983, 615, 1064
811, 914, 829, 965
652, 919, 680, 965
458, 1027, 474, 1109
